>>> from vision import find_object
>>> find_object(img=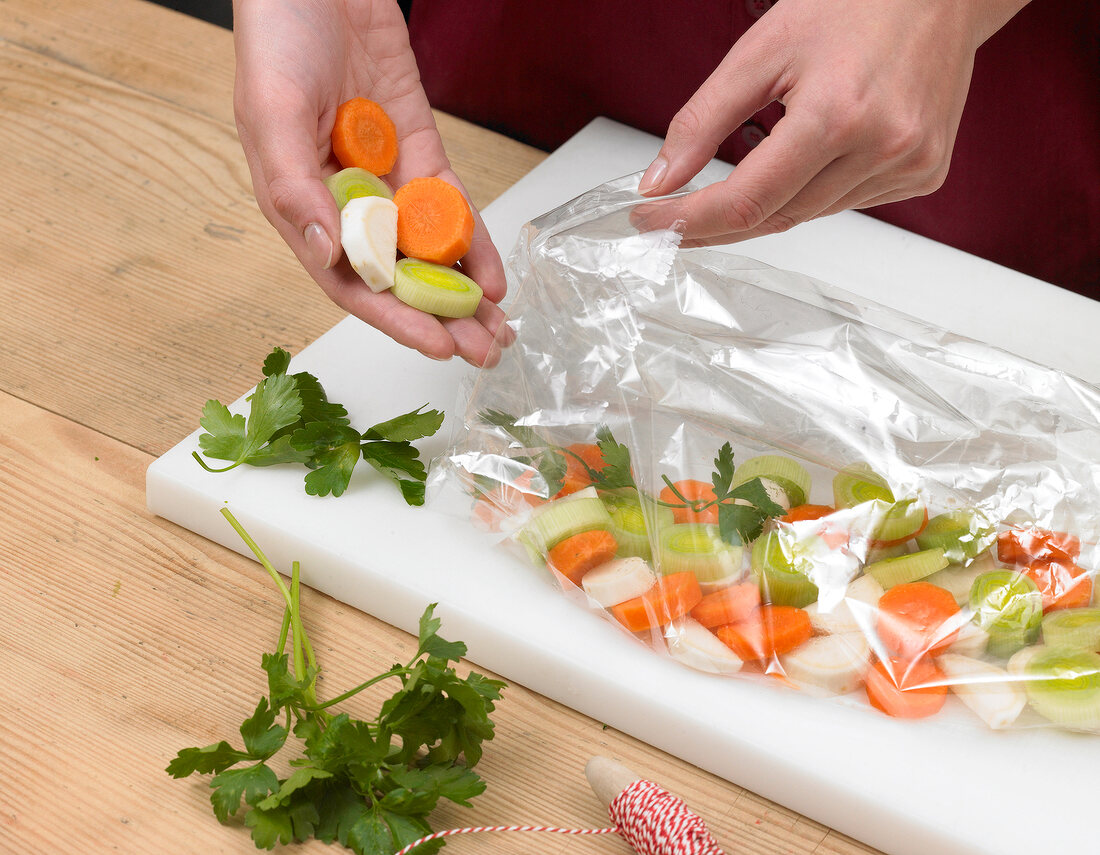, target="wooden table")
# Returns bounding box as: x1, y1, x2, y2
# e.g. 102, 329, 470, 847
0, 1, 880, 852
